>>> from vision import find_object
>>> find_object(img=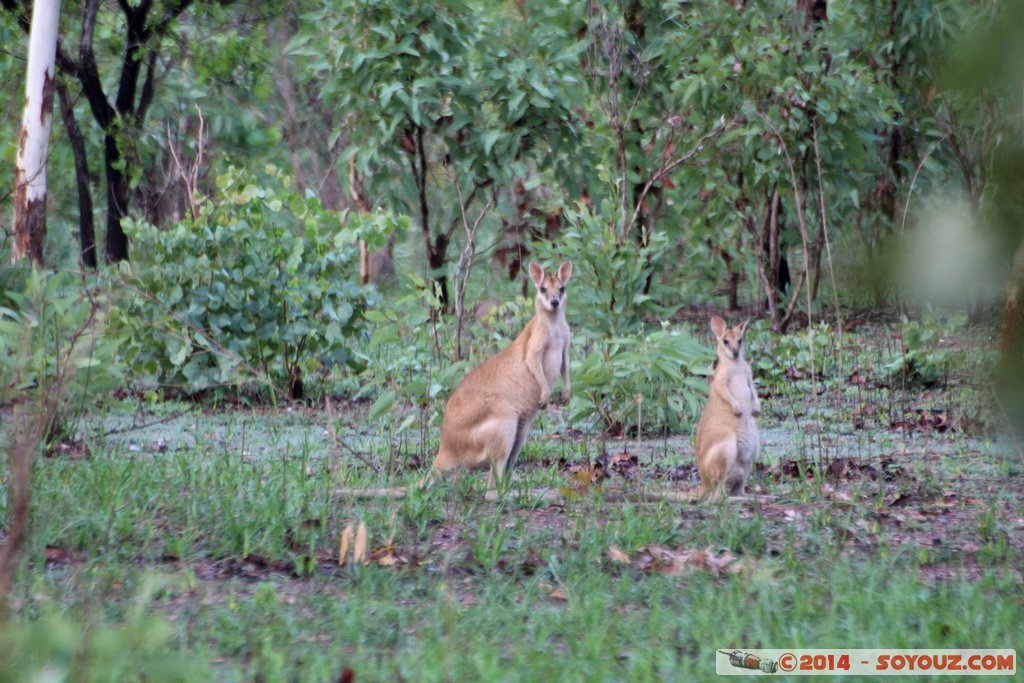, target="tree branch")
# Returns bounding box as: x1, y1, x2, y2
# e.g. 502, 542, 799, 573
114, 0, 153, 115
135, 47, 158, 127
622, 119, 733, 239
78, 0, 115, 128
